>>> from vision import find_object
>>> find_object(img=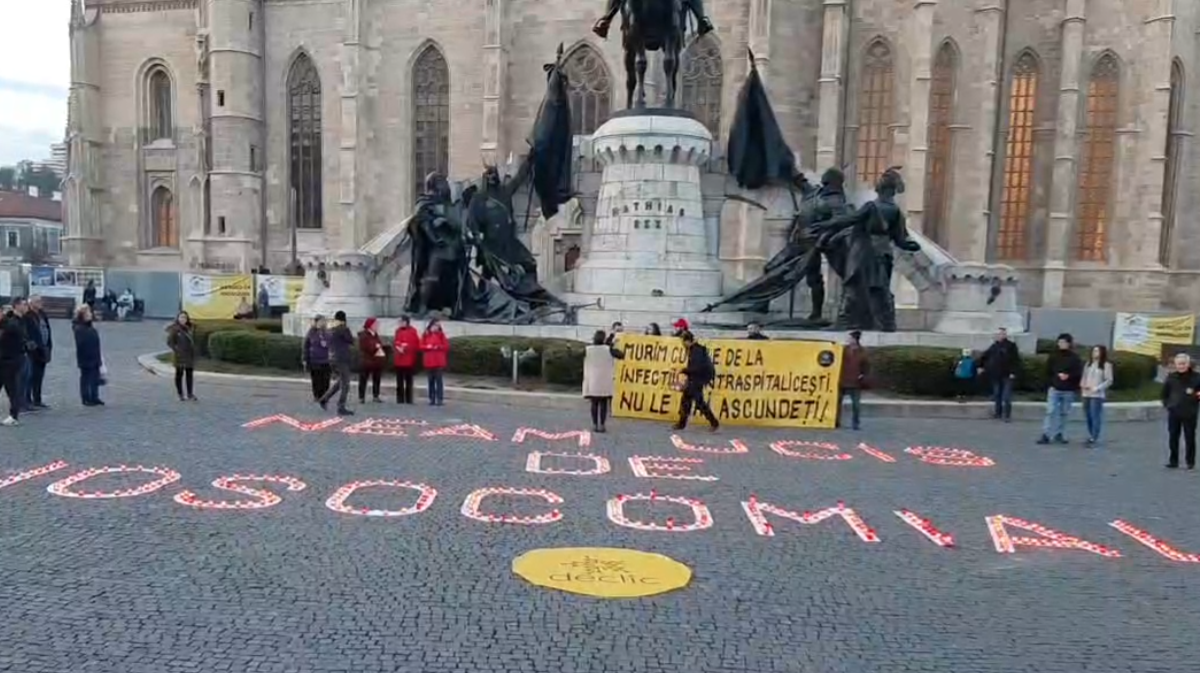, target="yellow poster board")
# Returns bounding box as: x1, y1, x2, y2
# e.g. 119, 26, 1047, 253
613, 334, 843, 429
256, 274, 305, 310
181, 274, 254, 320
512, 547, 691, 599
1113, 313, 1196, 358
